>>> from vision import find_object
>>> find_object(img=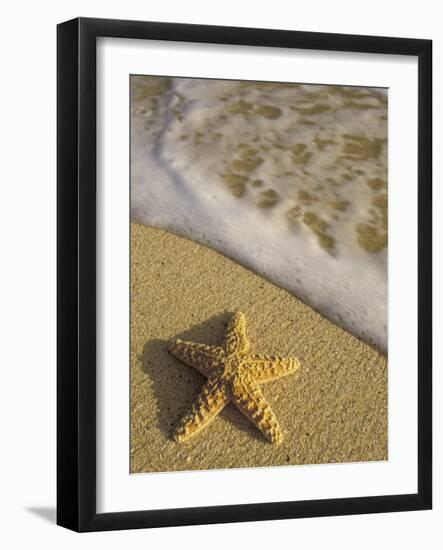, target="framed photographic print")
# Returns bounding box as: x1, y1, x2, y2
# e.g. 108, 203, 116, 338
57, 17, 432, 531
